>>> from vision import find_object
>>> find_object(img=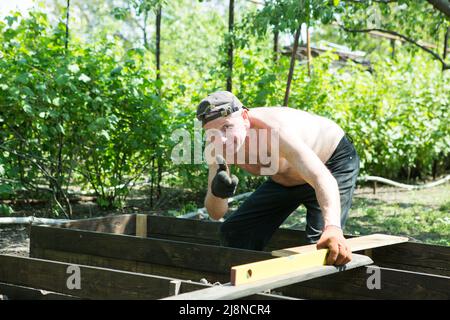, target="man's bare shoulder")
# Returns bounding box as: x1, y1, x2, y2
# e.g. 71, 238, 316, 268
249, 106, 310, 115
248, 106, 317, 127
